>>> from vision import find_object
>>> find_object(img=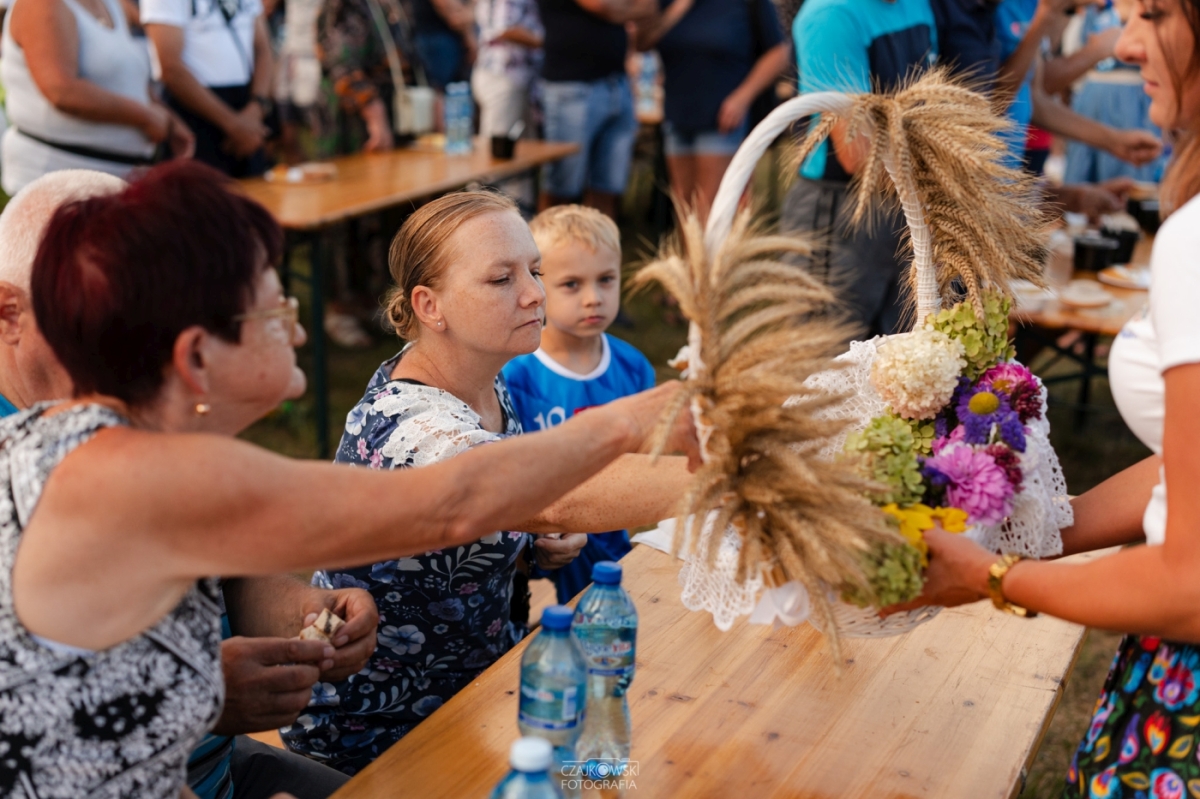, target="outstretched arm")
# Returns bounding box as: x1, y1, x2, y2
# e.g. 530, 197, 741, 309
14, 383, 690, 650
